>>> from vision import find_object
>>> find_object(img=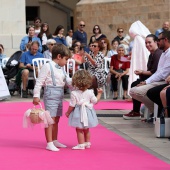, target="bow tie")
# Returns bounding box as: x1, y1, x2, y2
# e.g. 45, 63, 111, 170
55, 64, 61, 69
